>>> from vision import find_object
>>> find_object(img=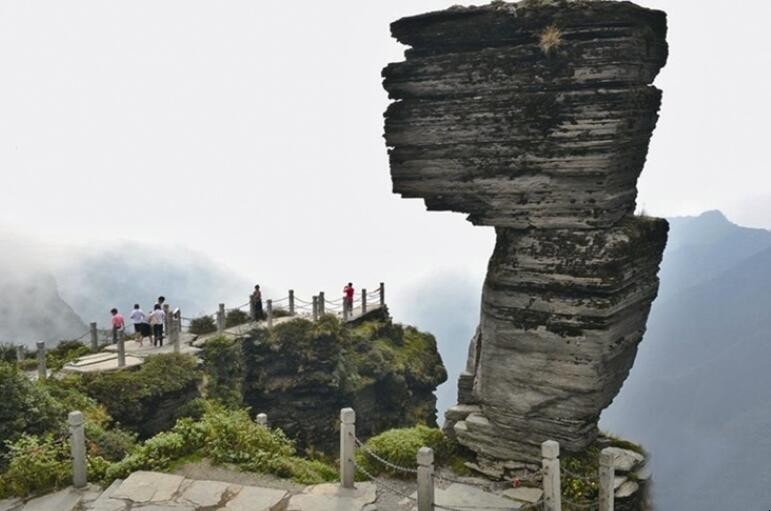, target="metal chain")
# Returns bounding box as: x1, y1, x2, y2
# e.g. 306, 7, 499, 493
353, 435, 418, 474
